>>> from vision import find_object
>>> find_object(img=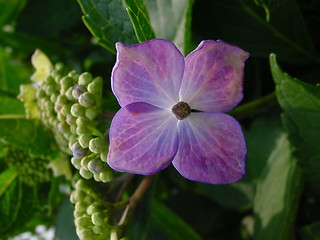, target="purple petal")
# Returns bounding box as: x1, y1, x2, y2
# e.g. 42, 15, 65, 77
180, 40, 249, 113
112, 39, 185, 109
172, 112, 246, 184
107, 102, 179, 175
